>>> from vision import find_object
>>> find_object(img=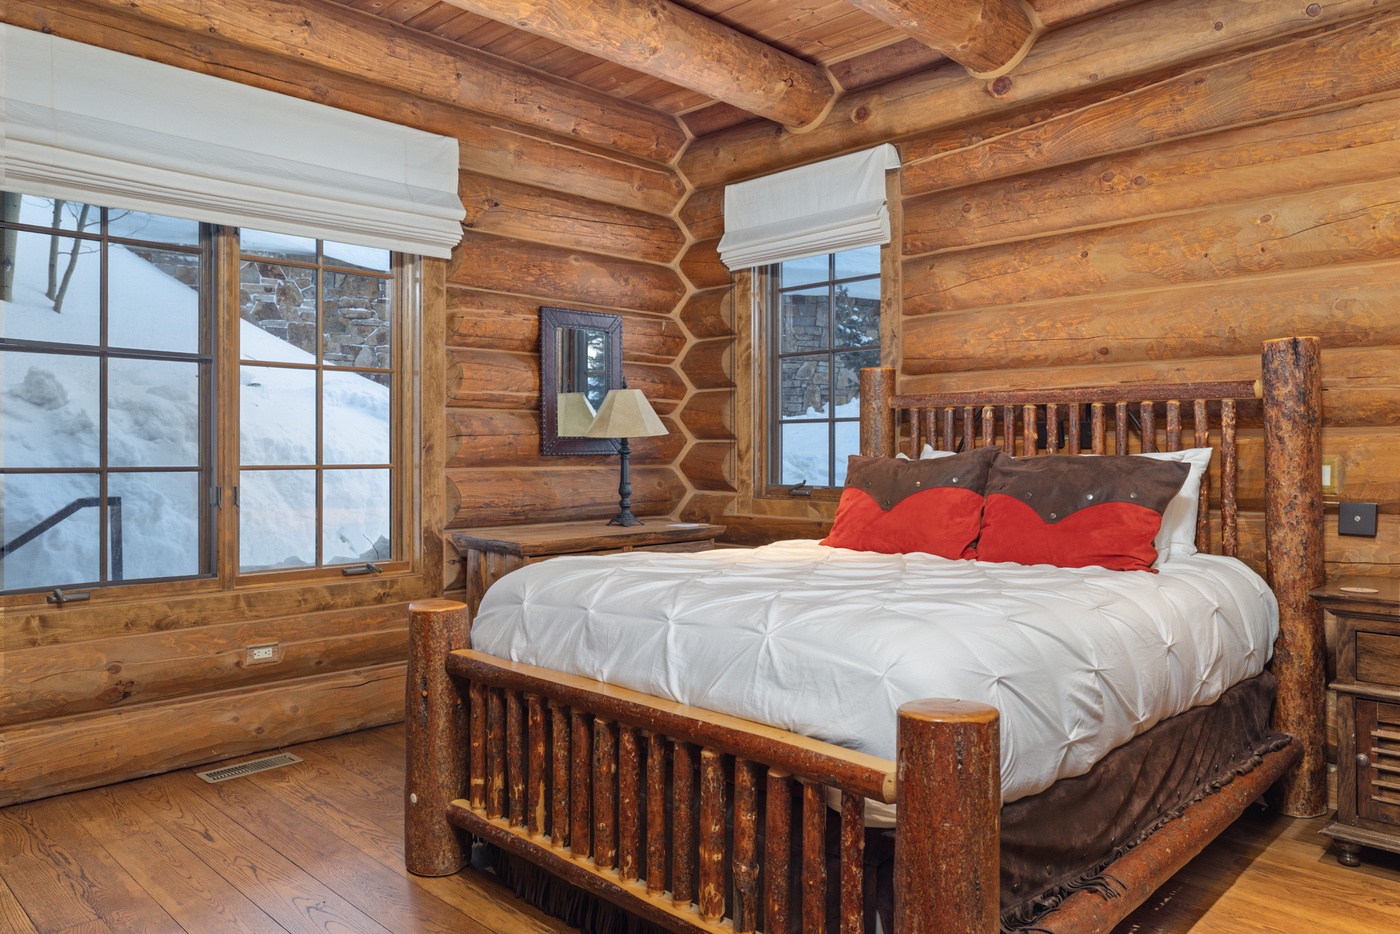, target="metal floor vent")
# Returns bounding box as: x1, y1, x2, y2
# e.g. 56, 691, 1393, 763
195, 752, 302, 783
